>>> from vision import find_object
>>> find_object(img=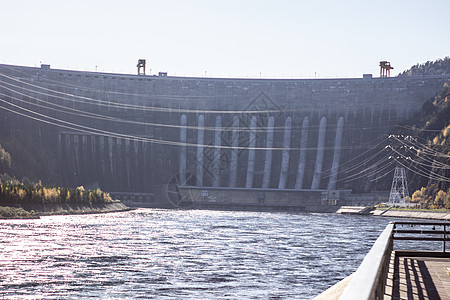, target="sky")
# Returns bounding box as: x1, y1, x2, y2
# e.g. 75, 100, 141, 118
1, 0, 449, 79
